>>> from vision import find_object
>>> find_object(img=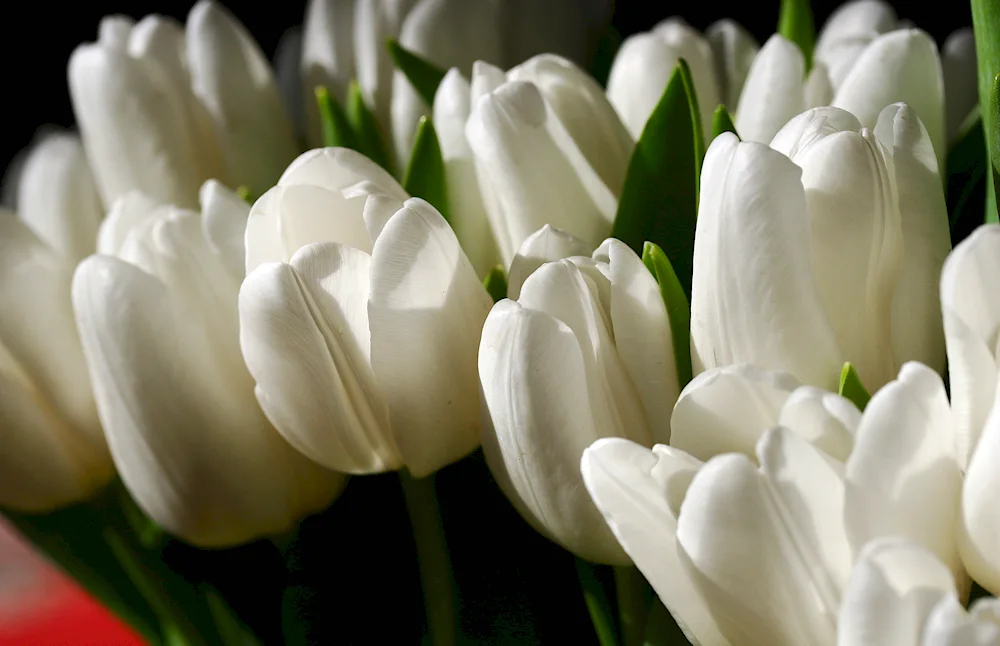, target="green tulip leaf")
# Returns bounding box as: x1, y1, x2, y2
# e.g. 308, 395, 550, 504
946, 115, 987, 245
838, 362, 871, 411
315, 85, 359, 150
778, 0, 816, 71
386, 39, 447, 108
642, 242, 693, 390
402, 117, 449, 221
483, 265, 508, 303
575, 559, 620, 646
642, 598, 690, 646
612, 58, 703, 300
711, 104, 739, 141
346, 81, 395, 176
591, 26, 623, 89
971, 0, 1000, 222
